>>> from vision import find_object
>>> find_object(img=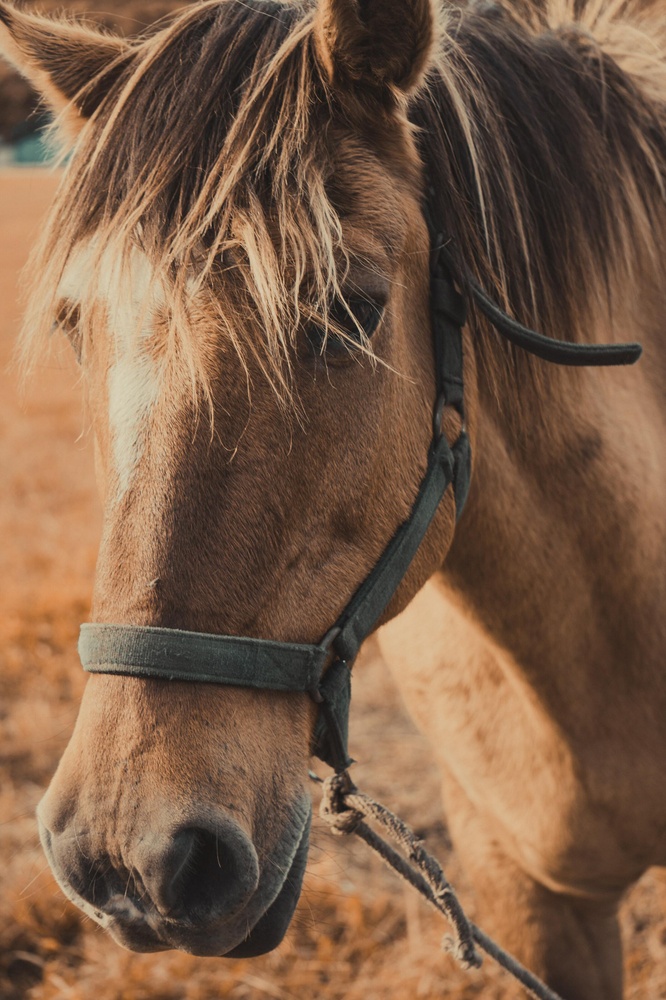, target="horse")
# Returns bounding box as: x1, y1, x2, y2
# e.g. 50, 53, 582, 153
1, 0, 665, 995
